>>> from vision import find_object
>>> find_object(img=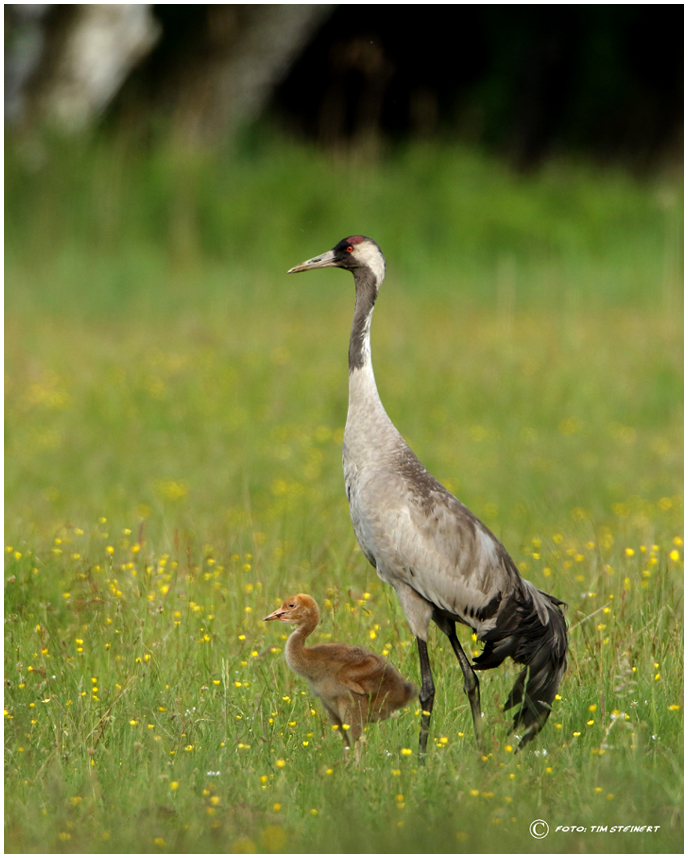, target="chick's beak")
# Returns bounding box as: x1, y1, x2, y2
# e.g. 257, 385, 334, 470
287, 248, 337, 274
263, 608, 286, 622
